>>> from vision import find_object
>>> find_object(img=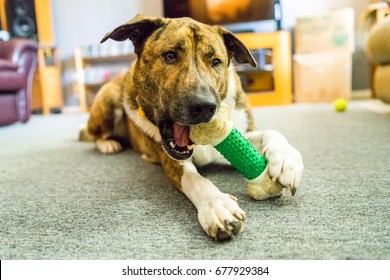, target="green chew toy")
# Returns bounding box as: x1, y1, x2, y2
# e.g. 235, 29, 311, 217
190, 102, 283, 200
214, 127, 266, 180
